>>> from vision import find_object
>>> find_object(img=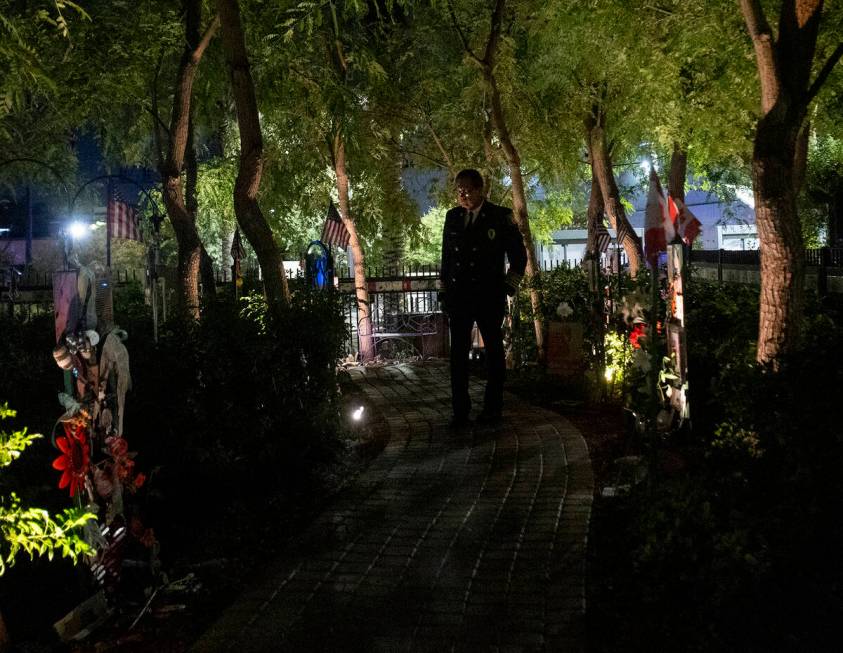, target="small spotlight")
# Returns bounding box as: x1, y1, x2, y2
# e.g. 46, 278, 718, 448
604, 366, 615, 382
351, 406, 365, 421
67, 221, 90, 240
